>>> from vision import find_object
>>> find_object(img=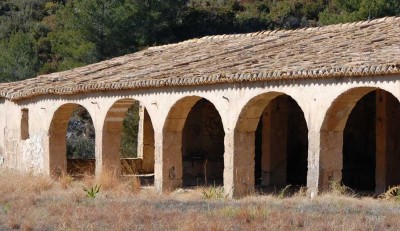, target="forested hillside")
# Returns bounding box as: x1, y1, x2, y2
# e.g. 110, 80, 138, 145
1, 0, 399, 159
0, 0, 399, 82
